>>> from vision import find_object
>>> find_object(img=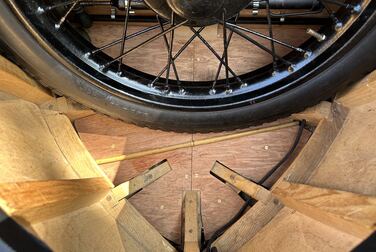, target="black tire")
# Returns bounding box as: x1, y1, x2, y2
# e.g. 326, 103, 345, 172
0, 1, 375, 132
